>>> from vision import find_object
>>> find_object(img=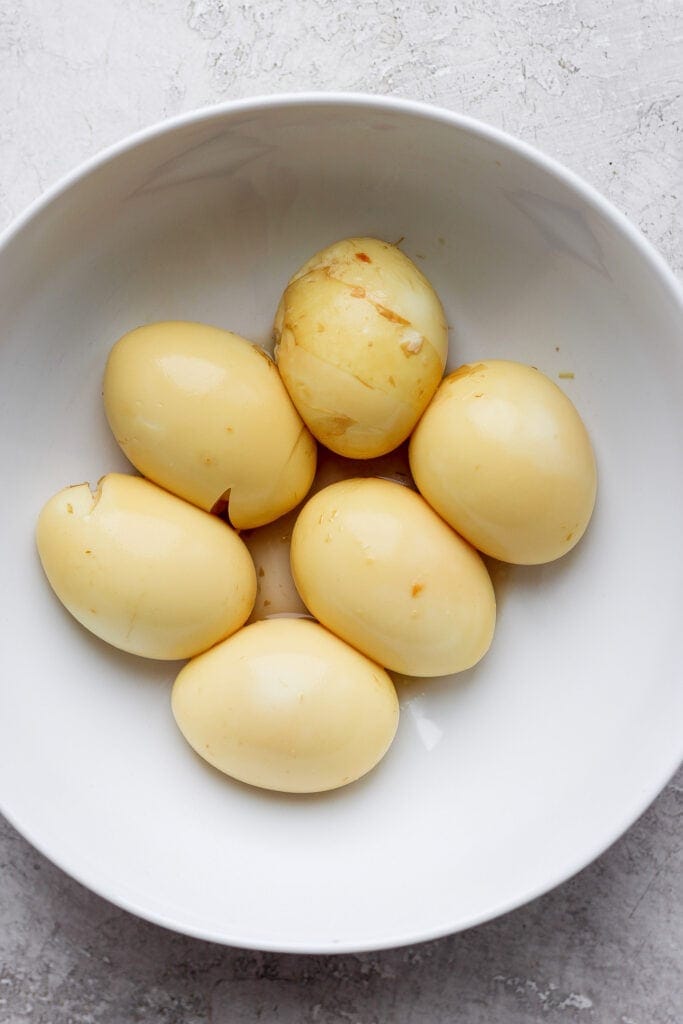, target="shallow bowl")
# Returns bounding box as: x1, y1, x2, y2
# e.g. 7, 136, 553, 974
1, 94, 682, 953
